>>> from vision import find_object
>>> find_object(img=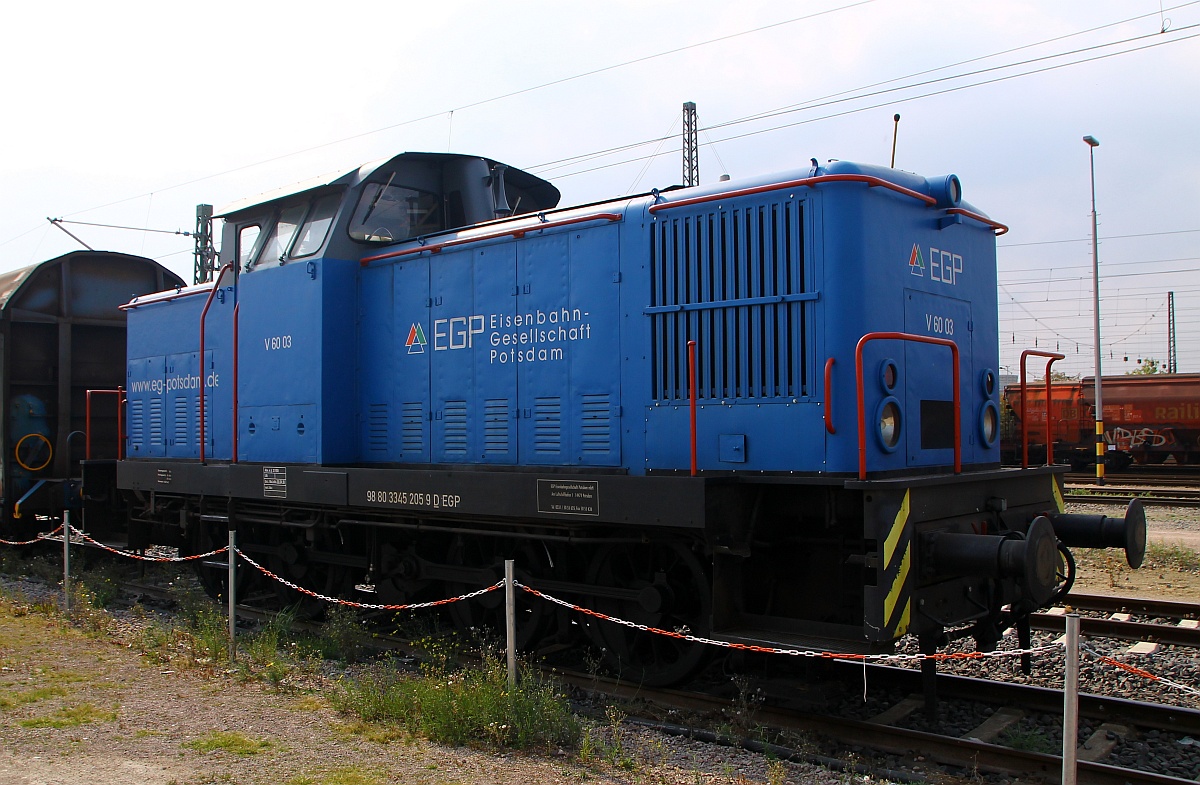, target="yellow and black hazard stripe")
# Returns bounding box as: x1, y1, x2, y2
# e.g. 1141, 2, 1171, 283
880, 489, 913, 639
1051, 473, 1066, 514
